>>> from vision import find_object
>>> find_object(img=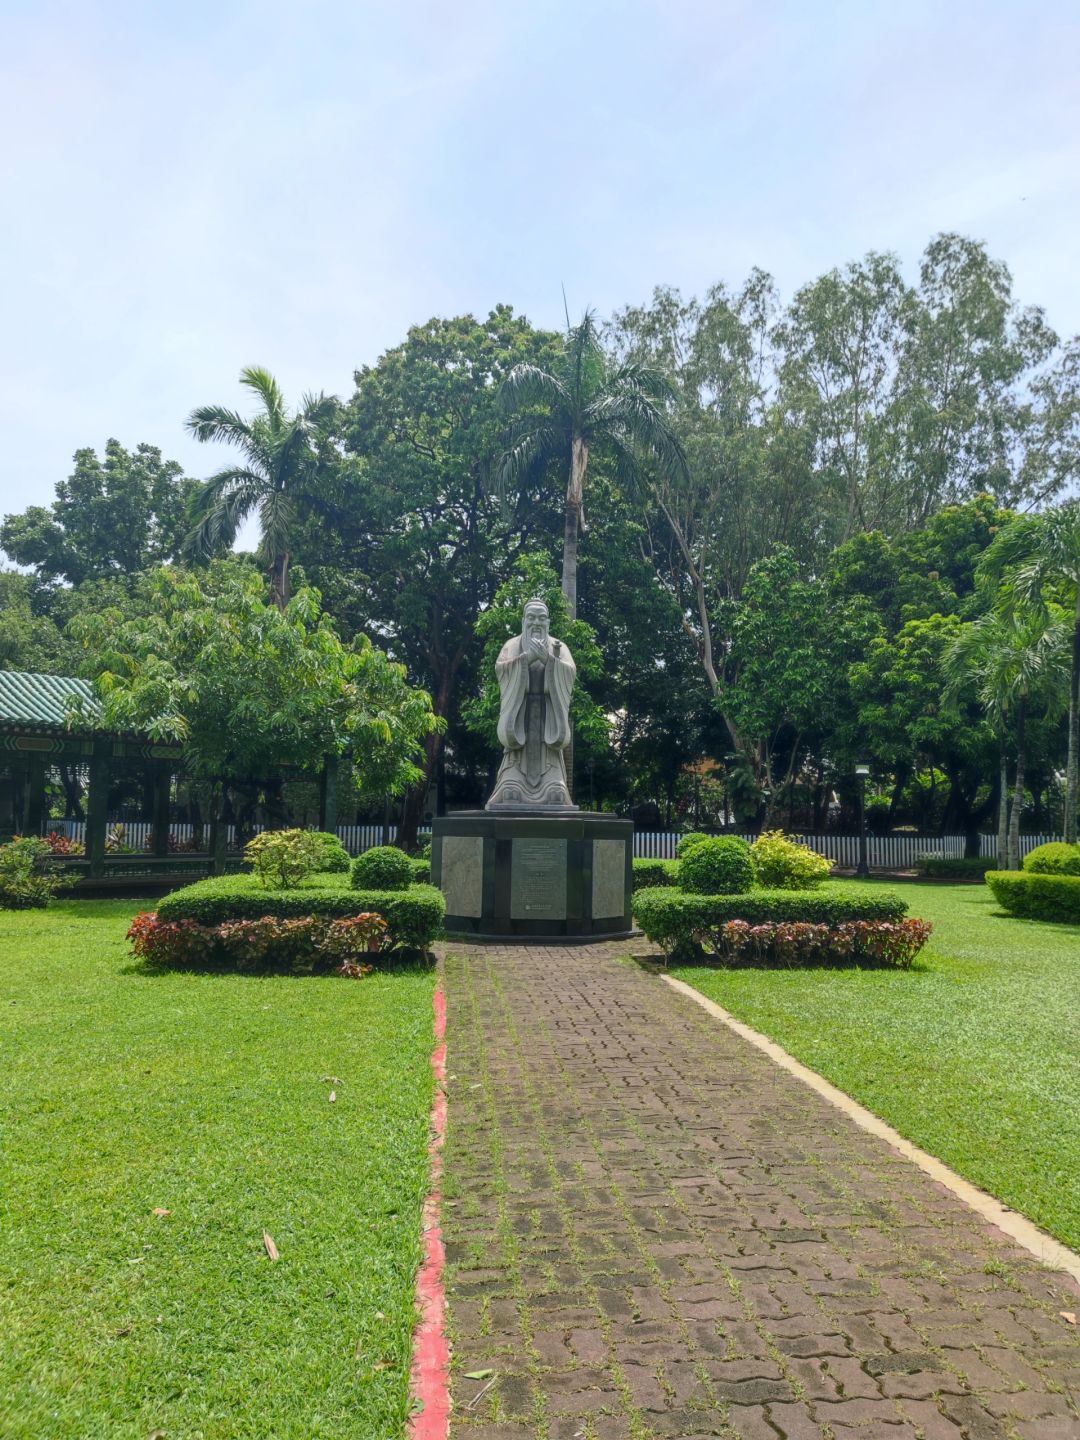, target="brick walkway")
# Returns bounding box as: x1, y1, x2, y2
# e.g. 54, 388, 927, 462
438, 941, 1080, 1440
